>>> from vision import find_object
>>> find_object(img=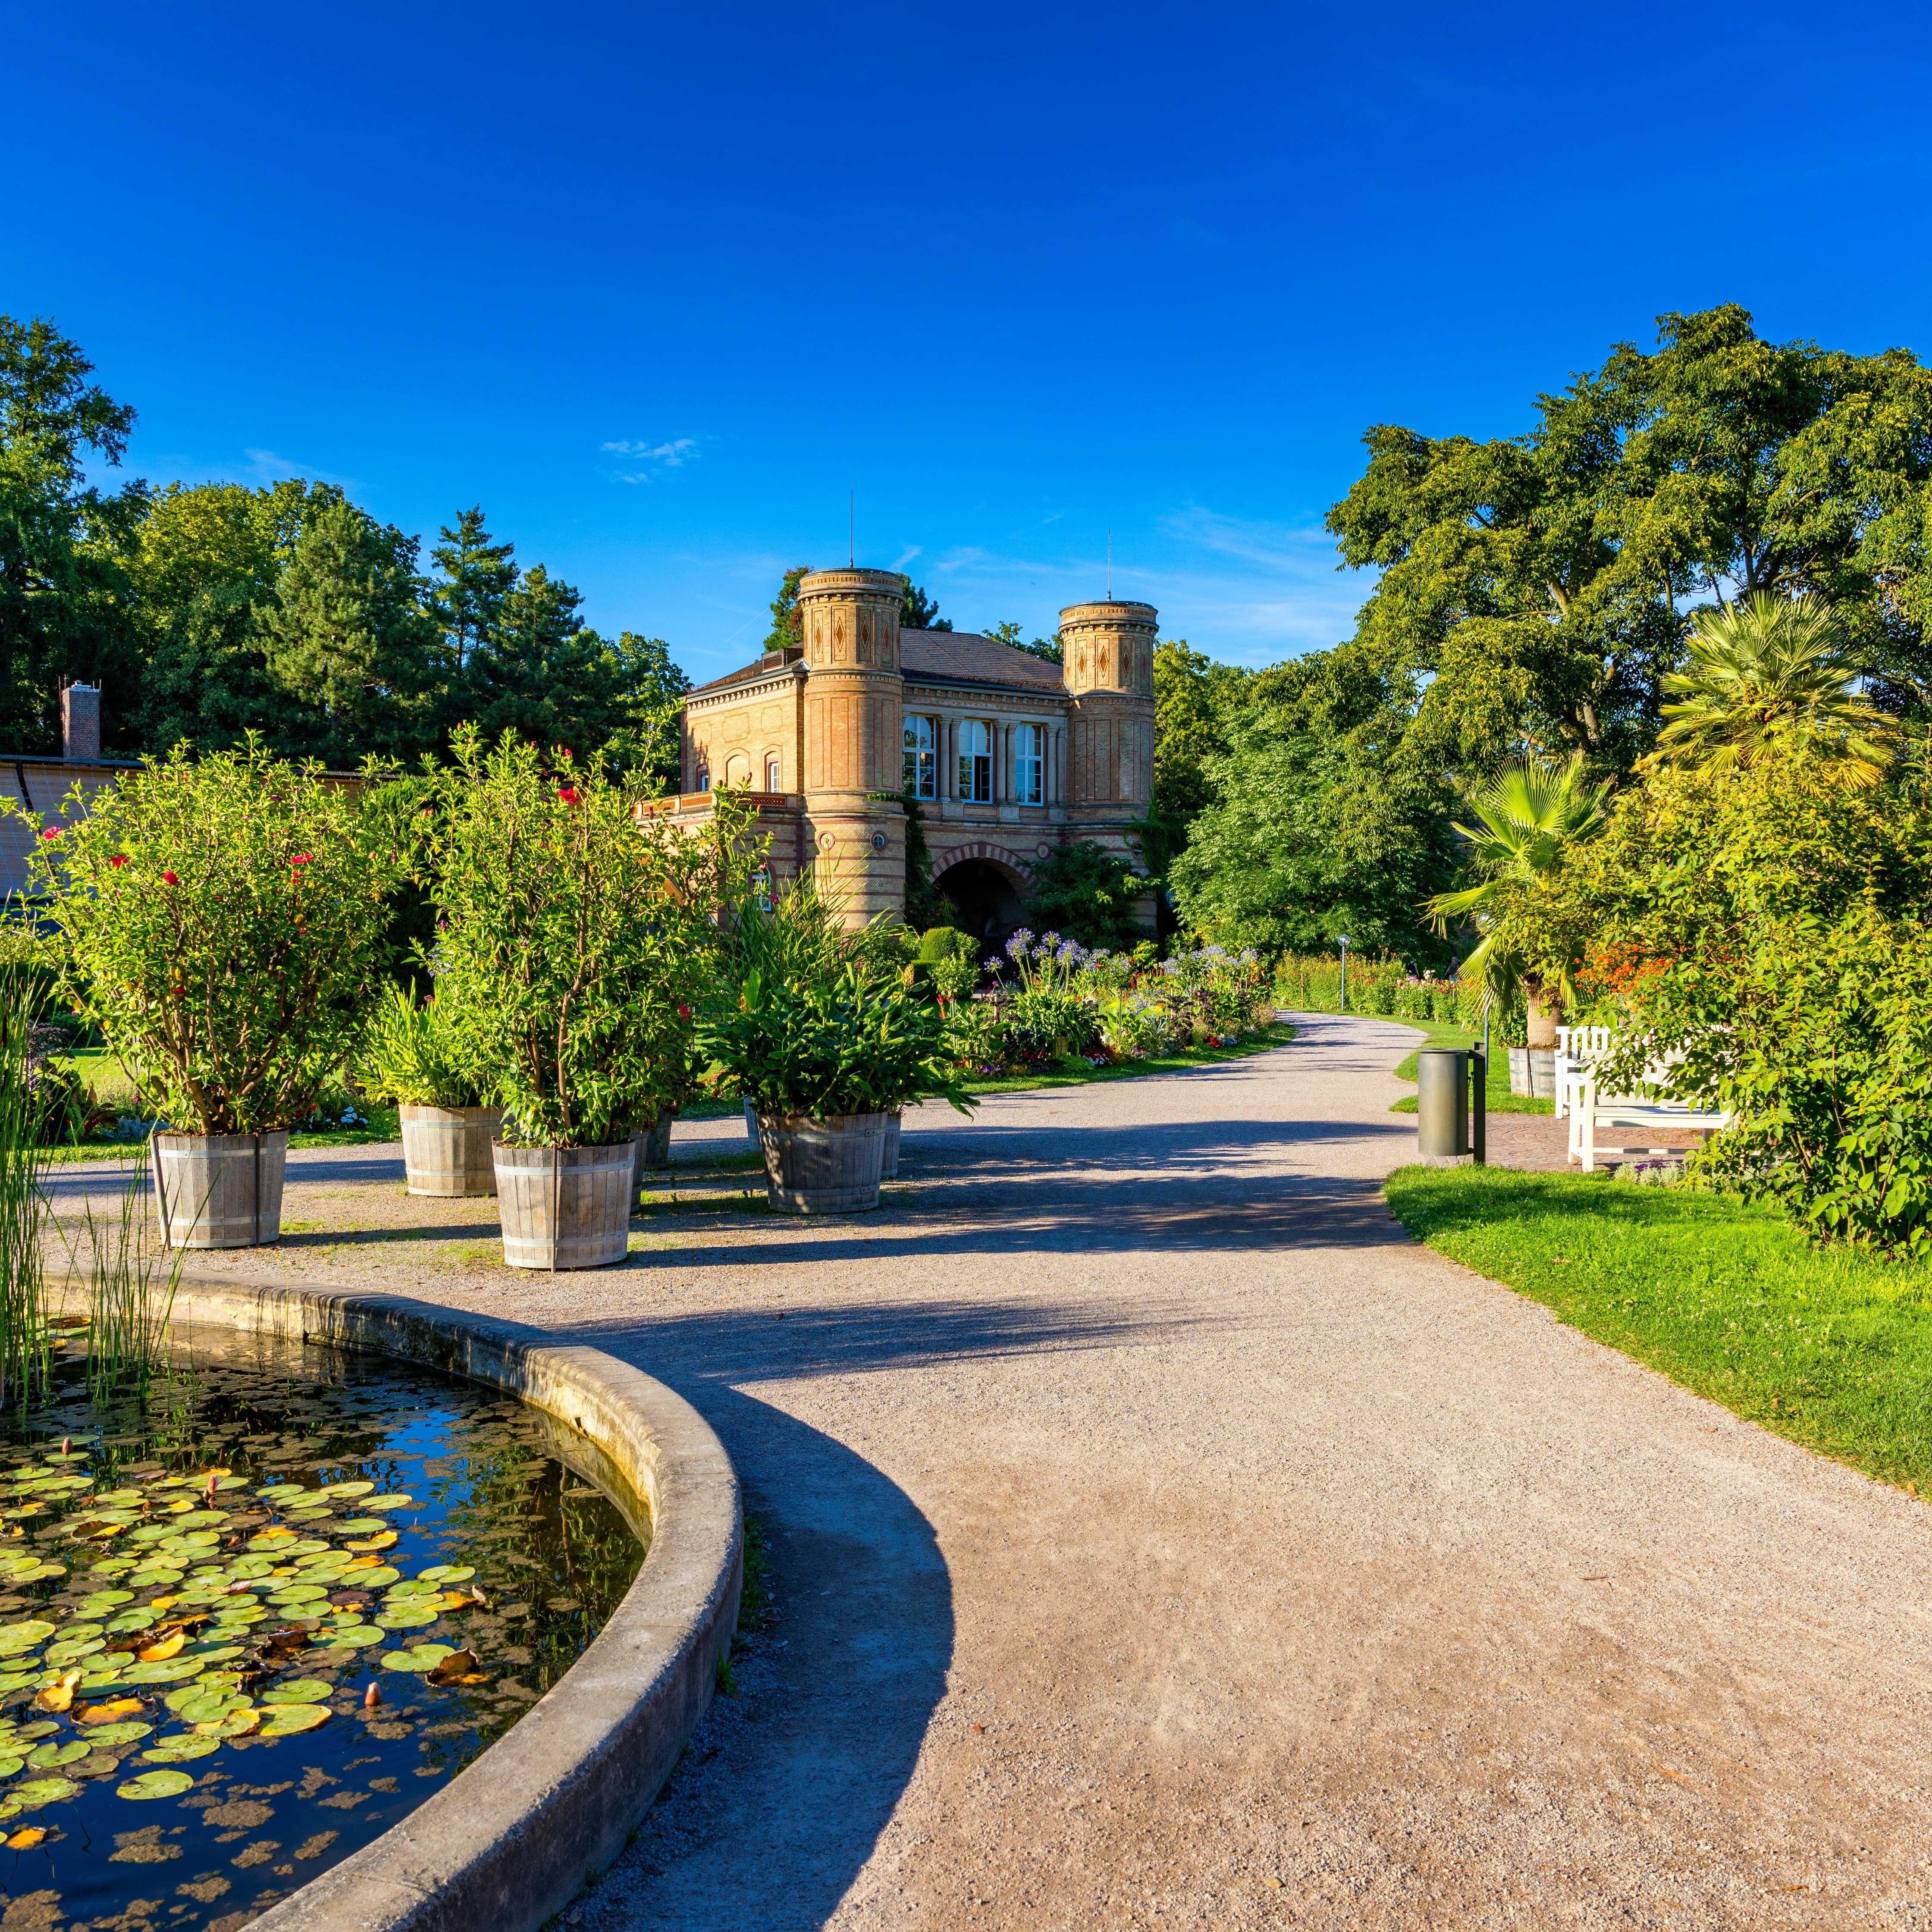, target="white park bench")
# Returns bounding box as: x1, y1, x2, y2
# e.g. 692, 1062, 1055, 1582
1558, 1030, 1731, 1173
